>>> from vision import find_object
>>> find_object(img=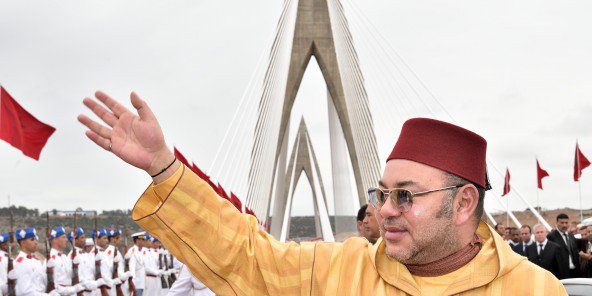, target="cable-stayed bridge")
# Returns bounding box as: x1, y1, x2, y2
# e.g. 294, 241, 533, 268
198, 0, 551, 241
